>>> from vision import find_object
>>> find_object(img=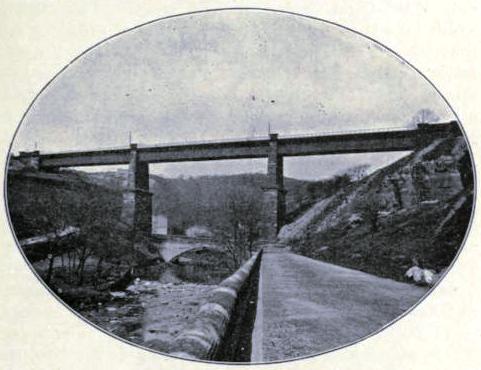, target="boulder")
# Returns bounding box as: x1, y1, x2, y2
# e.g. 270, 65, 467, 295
110, 291, 127, 299
405, 266, 436, 286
